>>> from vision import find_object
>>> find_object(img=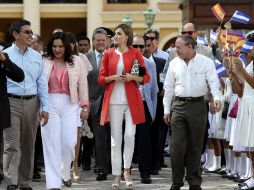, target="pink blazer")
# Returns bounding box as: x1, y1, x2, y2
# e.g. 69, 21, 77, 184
43, 55, 89, 107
